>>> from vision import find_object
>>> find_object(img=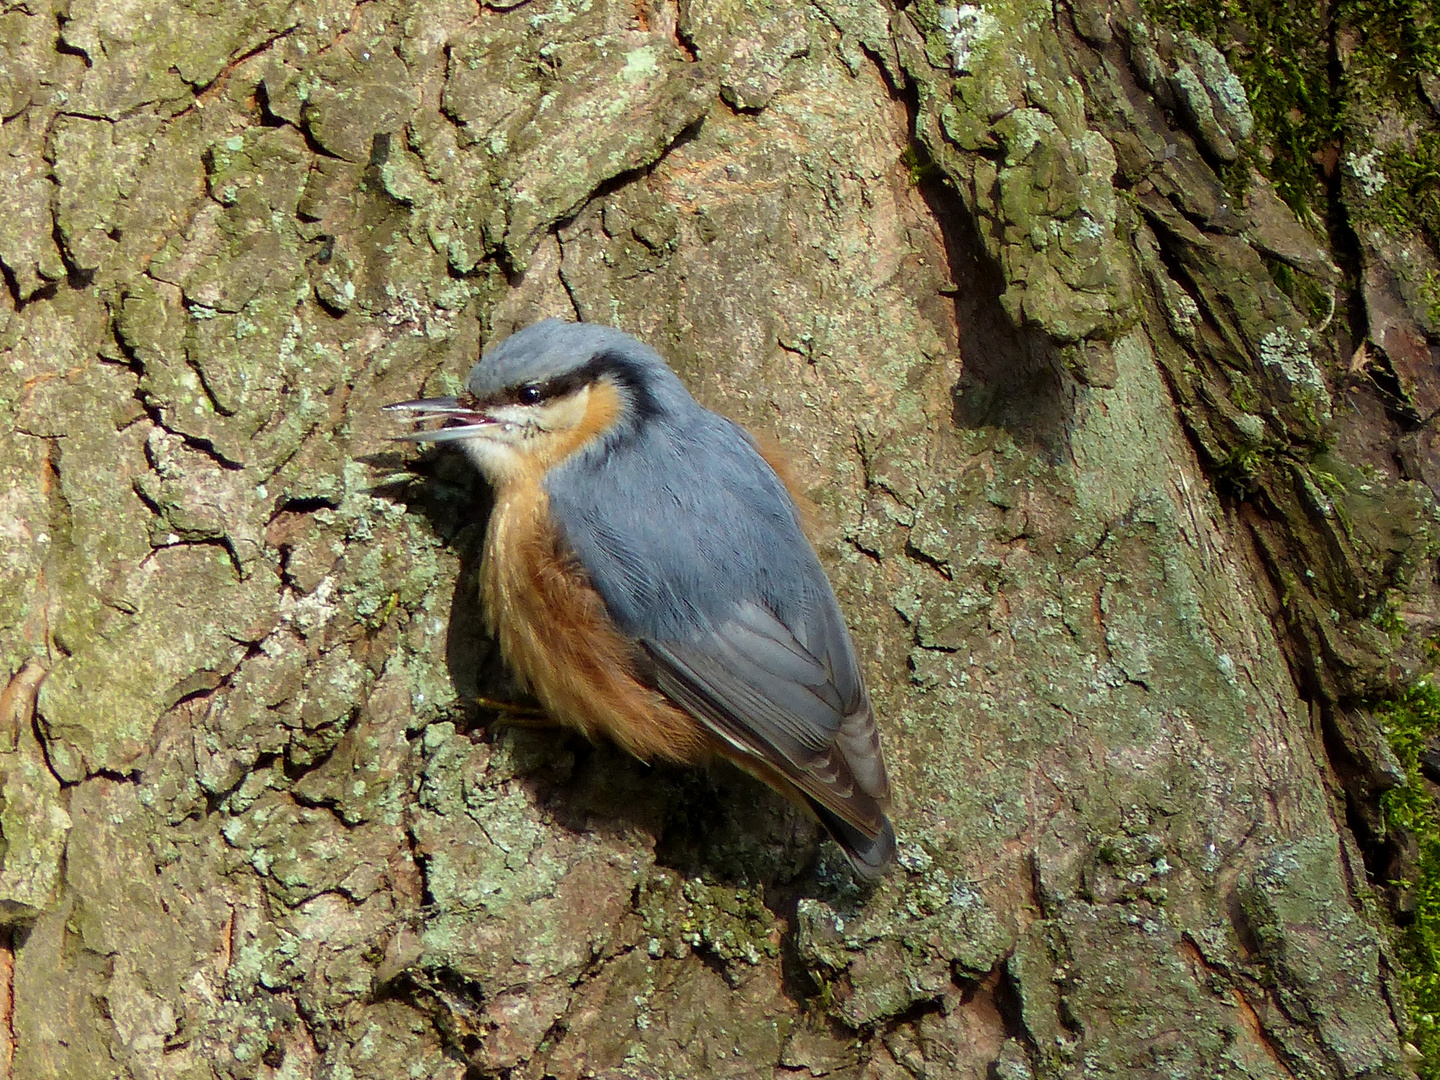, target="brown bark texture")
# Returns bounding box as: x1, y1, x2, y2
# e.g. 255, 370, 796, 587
0, 0, 1437, 1076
